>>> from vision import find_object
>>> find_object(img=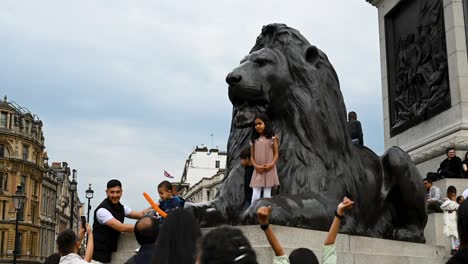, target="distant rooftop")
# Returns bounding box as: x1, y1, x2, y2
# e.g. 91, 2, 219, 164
0, 95, 42, 122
